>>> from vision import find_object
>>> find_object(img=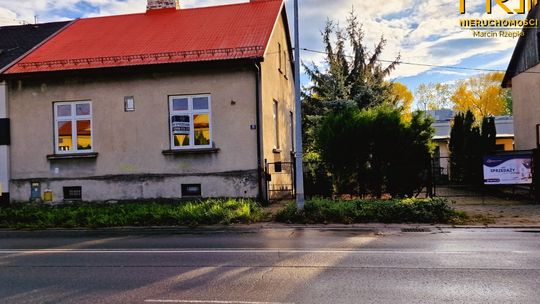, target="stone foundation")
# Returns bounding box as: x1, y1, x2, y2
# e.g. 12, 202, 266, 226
10, 170, 258, 203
